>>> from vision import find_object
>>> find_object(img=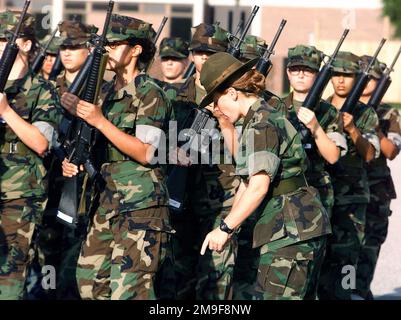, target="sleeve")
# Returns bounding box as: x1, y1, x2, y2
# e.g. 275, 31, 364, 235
322, 106, 348, 156
135, 84, 169, 149
358, 107, 381, 159
31, 81, 63, 151
236, 121, 281, 181
387, 109, 401, 151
